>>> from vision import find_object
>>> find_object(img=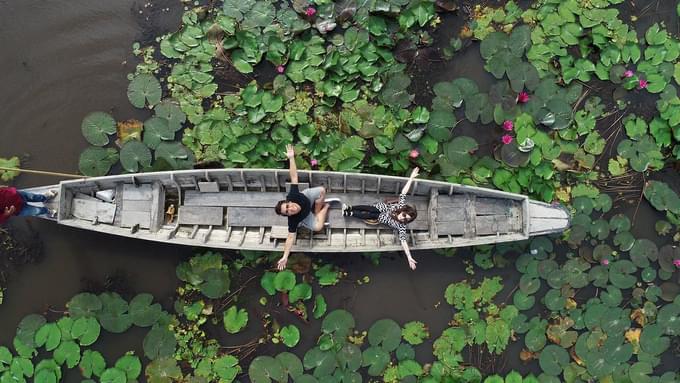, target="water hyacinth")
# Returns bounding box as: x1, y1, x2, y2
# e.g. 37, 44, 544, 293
409, 149, 420, 158
501, 135, 513, 145
516, 91, 529, 103
502, 120, 514, 131
305, 7, 316, 16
